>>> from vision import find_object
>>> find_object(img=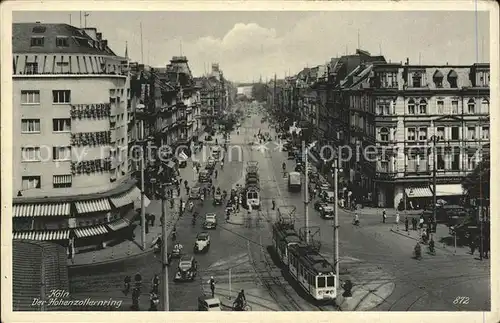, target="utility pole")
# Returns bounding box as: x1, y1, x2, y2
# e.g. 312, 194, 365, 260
161, 186, 170, 310
84, 12, 89, 28
273, 74, 277, 112
333, 152, 340, 286
140, 150, 147, 250
79, 11, 82, 28
304, 145, 310, 244
140, 22, 144, 64
431, 135, 438, 226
